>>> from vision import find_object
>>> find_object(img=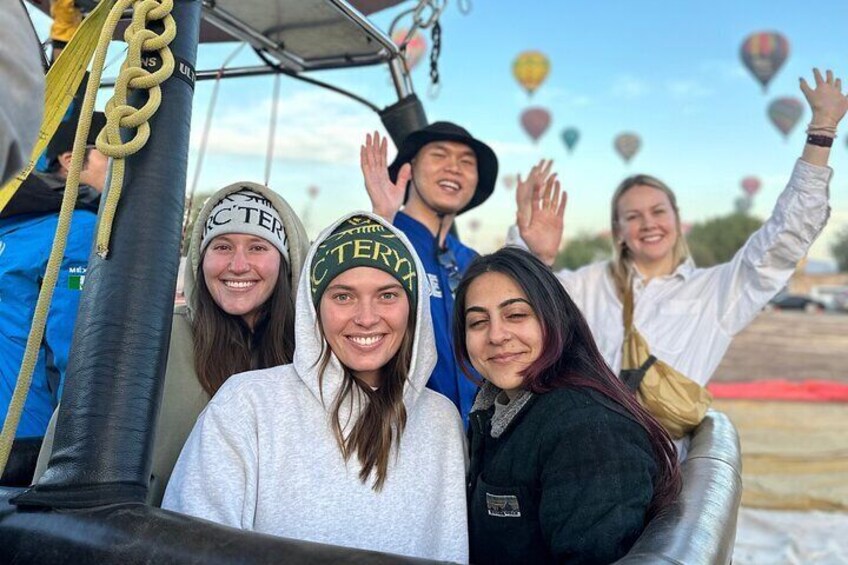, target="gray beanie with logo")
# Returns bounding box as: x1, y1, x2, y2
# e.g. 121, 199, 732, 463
200, 188, 290, 264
